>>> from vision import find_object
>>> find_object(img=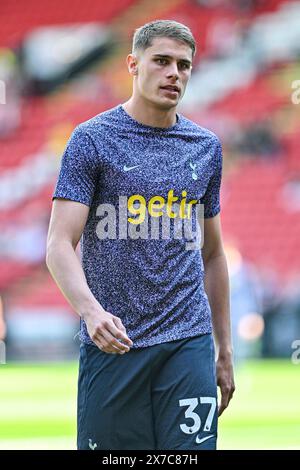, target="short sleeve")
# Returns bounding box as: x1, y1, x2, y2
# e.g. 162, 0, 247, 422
200, 137, 223, 218
52, 126, 99, 207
